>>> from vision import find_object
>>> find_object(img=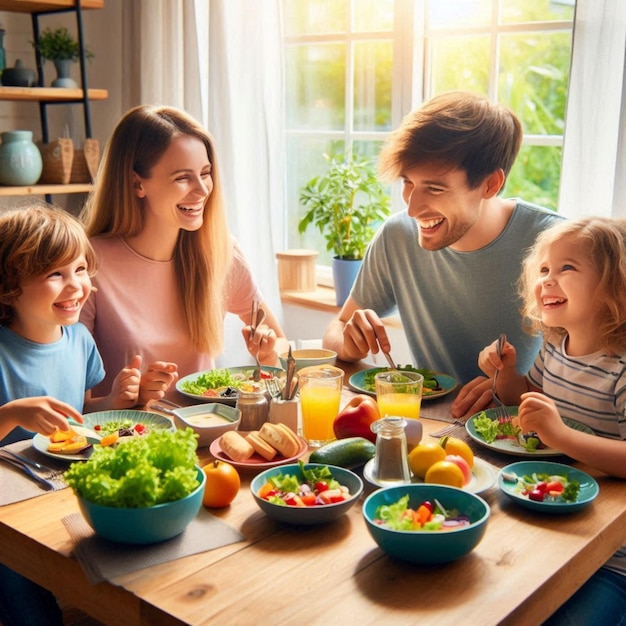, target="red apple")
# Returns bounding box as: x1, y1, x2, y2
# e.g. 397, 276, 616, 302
445, 454, 472, 485
333, 394, 381, 443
